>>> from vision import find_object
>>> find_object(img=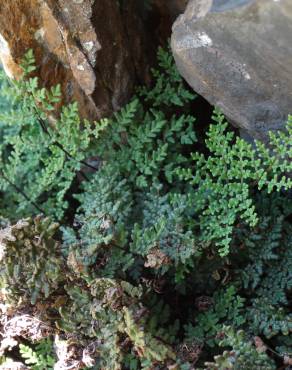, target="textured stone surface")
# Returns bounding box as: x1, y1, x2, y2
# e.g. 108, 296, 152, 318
171, 0, 292, 141
0, 0, 153, 119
